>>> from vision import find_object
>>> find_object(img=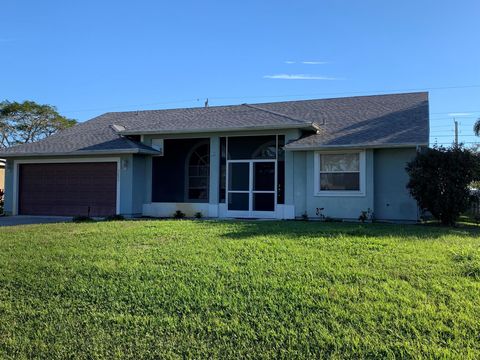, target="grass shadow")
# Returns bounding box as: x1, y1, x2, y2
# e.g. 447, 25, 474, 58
218, 220, 480, 241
